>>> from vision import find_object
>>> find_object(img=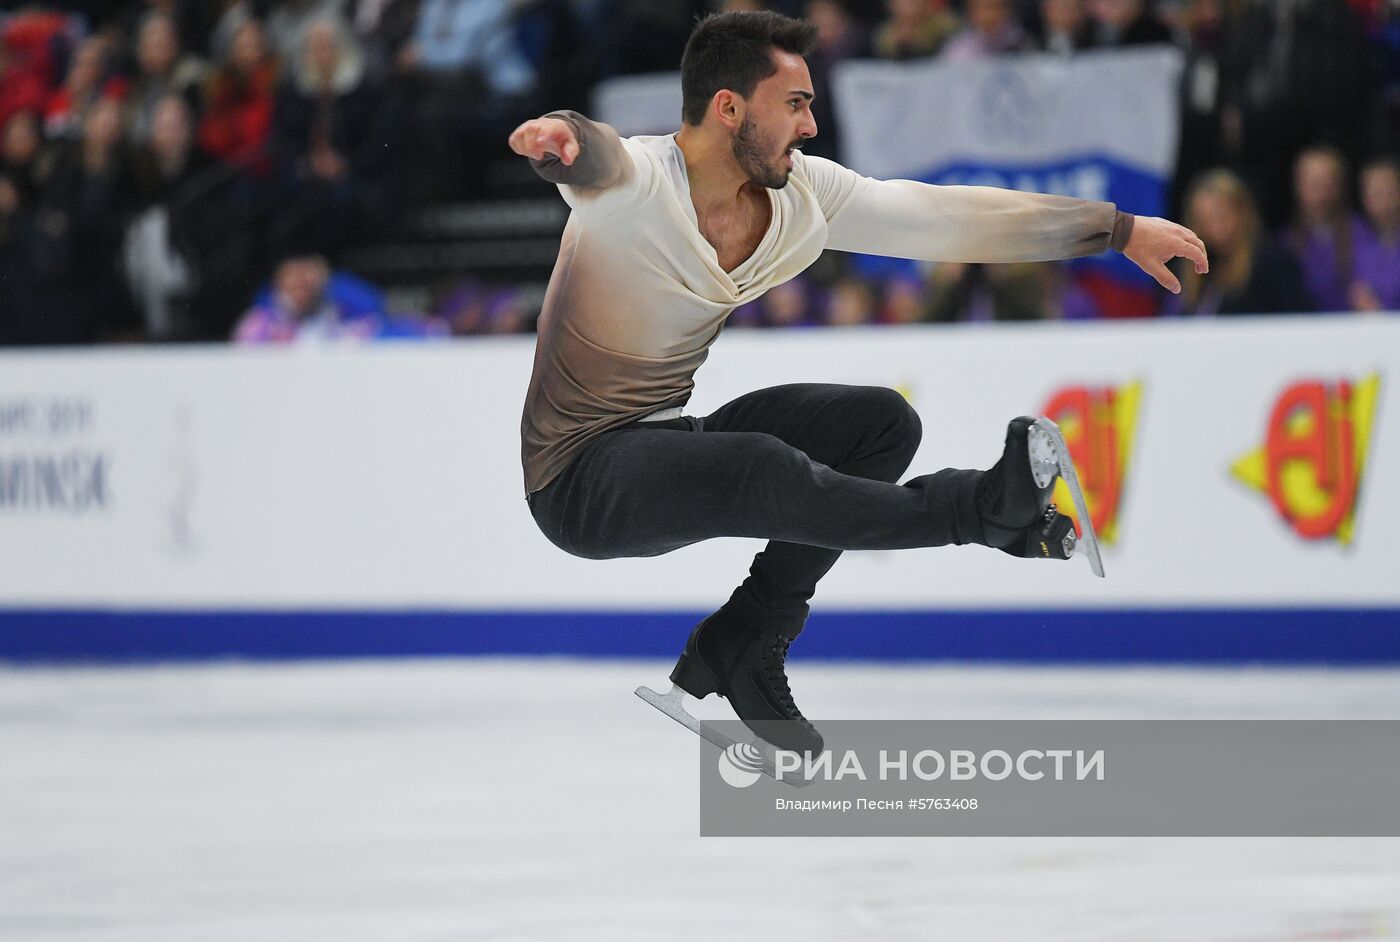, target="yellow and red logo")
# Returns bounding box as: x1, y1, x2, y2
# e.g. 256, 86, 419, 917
1232, 376, 1380, 543
1040, 381, 1142, 544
